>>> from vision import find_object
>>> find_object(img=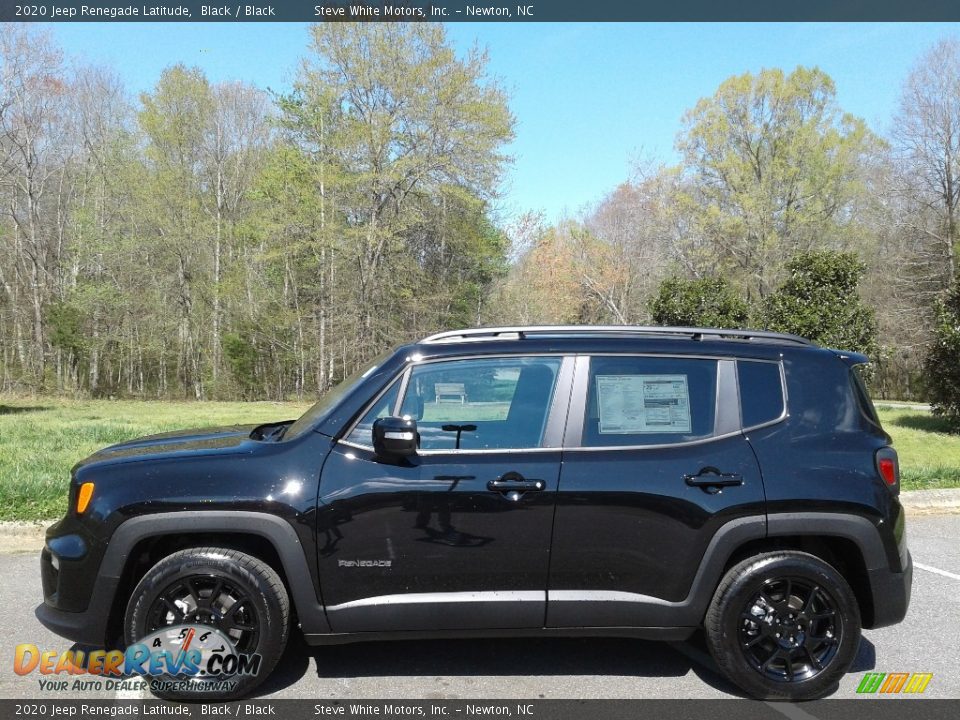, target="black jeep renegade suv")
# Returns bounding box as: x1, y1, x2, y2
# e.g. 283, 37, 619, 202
37, 326, 912, 701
